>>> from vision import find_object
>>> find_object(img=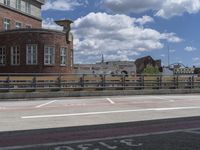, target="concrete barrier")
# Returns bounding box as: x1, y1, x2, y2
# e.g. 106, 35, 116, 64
0, 89, 200, 100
